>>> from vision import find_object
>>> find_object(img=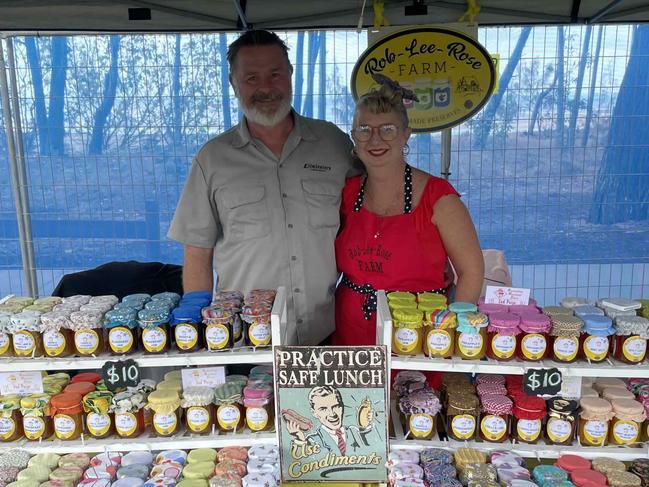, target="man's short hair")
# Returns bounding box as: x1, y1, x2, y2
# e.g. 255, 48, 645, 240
227, 30, 291, 70
308, 386, 343, 410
